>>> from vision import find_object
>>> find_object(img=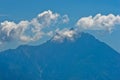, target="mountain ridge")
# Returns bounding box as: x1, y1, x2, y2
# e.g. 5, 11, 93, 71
0, 32, 120, 80
1, 32, 118, 54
